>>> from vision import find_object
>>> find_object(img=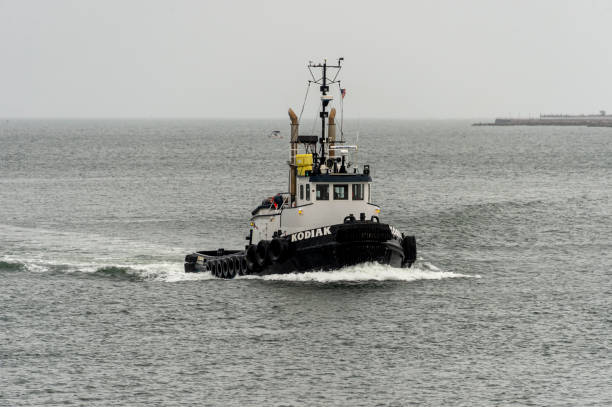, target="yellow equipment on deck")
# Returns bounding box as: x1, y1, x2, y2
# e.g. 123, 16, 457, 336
296, 154, 313, 176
